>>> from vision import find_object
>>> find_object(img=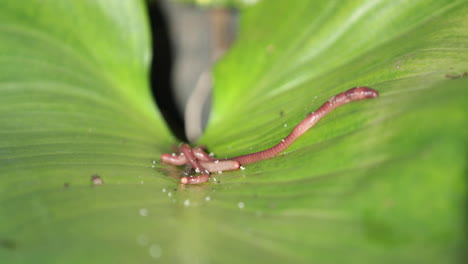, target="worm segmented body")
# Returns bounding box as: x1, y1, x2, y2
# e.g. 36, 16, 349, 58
161, 87, 379, 184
